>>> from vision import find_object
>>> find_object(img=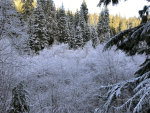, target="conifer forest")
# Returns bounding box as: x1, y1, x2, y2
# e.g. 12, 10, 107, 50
0, 0, 150, 113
